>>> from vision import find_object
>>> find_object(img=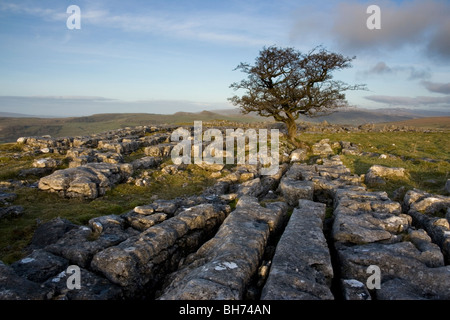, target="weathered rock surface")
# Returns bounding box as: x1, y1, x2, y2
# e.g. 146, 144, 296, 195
289, 148, 308, 162
38, 163, 133, 199
91, 203, 230, 298
312, 139, 333, 156
261, 200, 333, 300
43, 266, 124, 300
332, 189, 410, 244
30, 217, 78, 250
403, 189, 450, 263
158, 197, 287, 300
365, 165, 407, 185
333, 186, 450, 300
0, 261, 46, 300
279, 178, 314, 205
3, 126, 449, 301
45, 218, 134, 268
0, 205, 24, 220
338, 242, 450, 300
